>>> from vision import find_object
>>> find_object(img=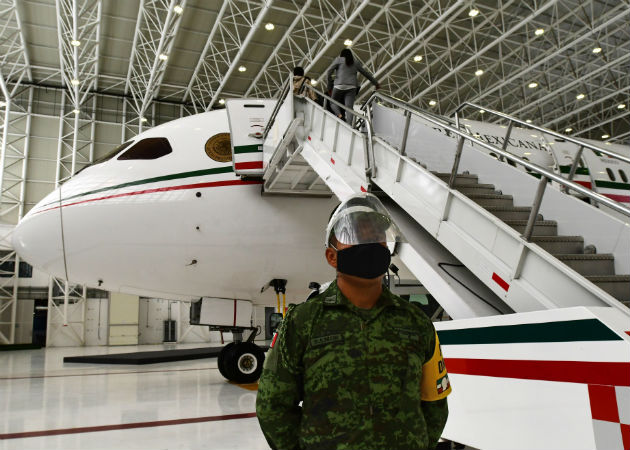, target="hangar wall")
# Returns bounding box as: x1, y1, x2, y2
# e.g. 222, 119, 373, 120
0, 85, 195, 346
